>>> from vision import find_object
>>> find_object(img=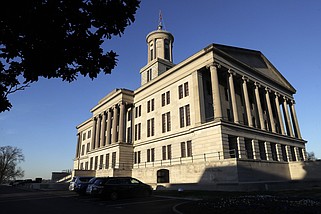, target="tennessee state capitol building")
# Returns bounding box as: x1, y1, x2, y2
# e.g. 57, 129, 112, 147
72, 22, 309, 189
